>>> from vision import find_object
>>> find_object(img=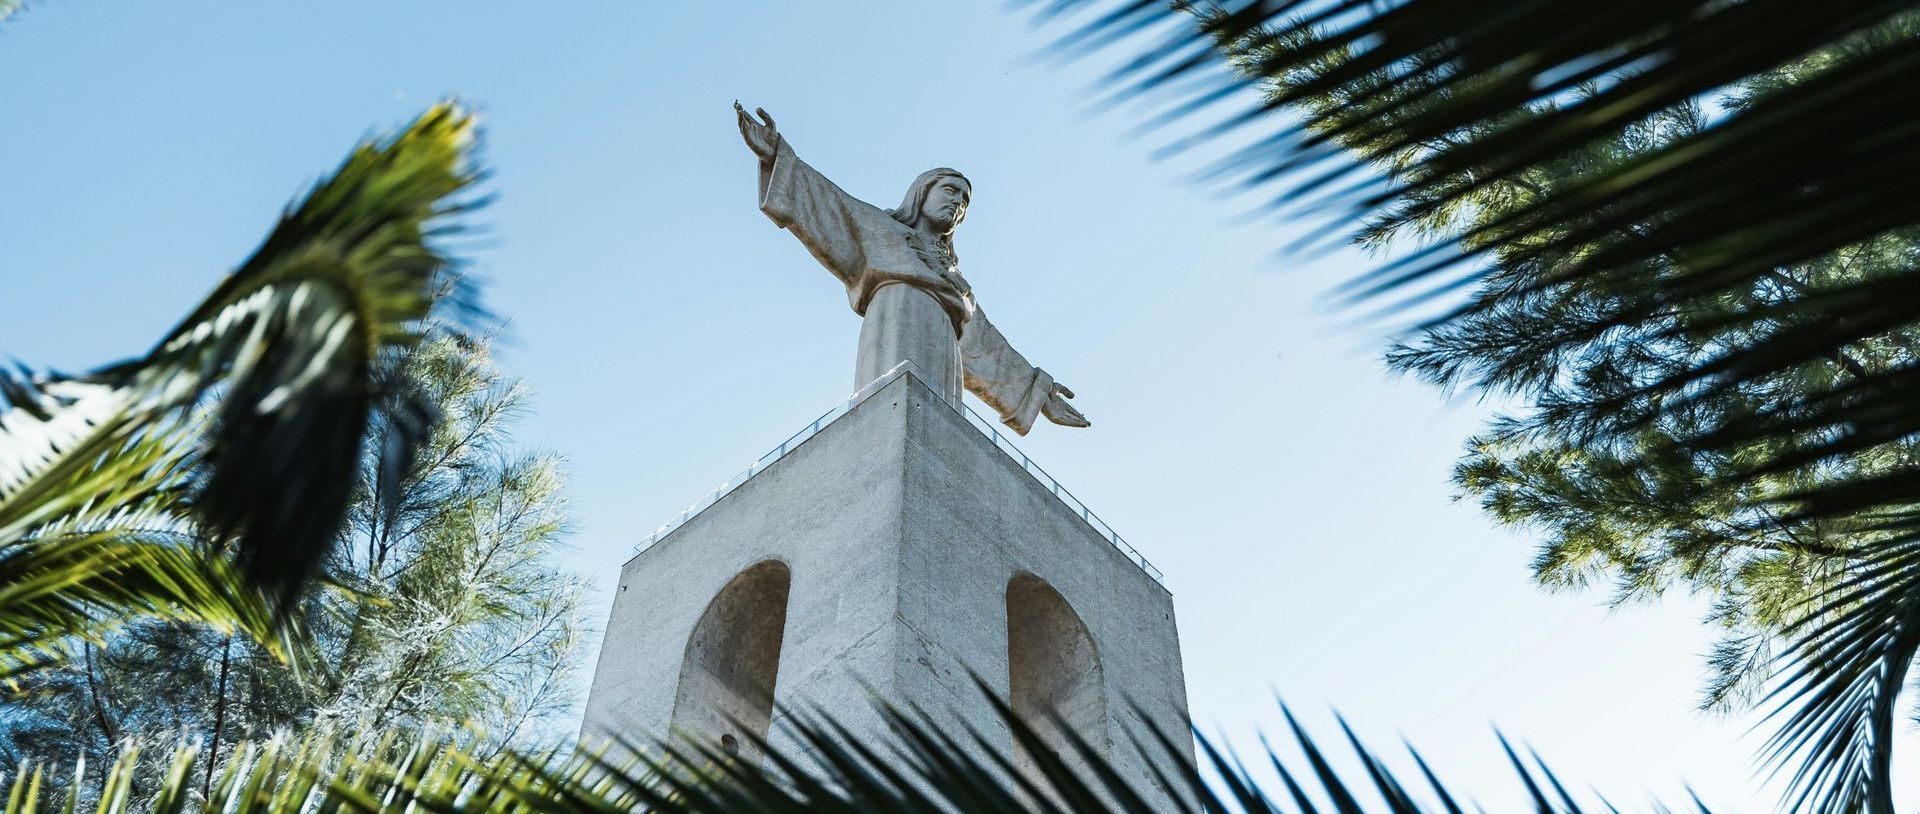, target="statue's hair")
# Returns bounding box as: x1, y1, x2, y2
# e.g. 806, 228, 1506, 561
888, 168, 970, 264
